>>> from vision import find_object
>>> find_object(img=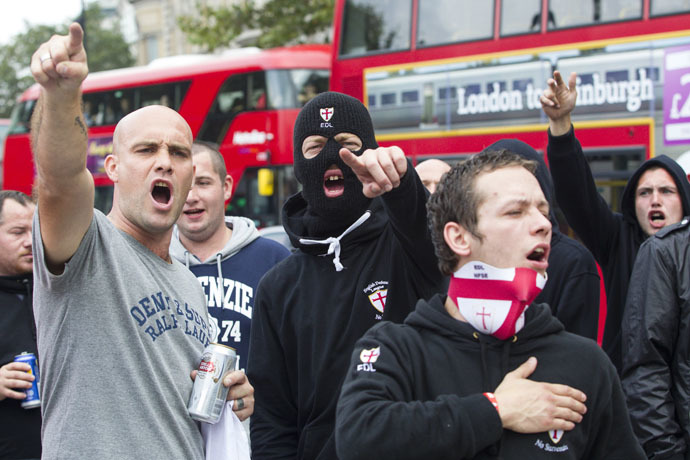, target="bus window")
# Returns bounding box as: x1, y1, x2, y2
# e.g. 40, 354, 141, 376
600, 0, 642, 21
418, 0, 493, 47
487, 80, 507, 91
438, 86, 457, 100
548, 0, 642, 29
501, 0, 543, 35
636, 66, 660, 81
197, 74, 248, 144
340, 0, 412, 56
464, 84, 481, 96
290, 69, 329, 106
248, 72, 267, 110
651, 0, 690, 16
381, 93, 396, 106
82, 81, 190, 127
368, 94, 376, 107
548, 1, 594, 29
579, 73, 594, 85
8, 100, 35, 135
606, 70, 628, 82
265, 69, 329, 109
401, 90, 419, 104
513, 78, 533, 92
